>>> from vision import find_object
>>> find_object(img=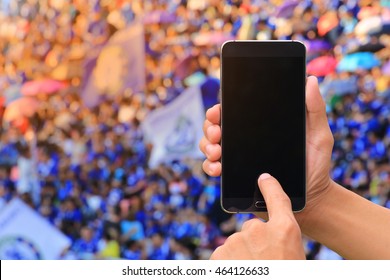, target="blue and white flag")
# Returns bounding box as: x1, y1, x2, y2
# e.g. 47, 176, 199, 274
0, 199, 71, 259
142, 86, 205, 167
